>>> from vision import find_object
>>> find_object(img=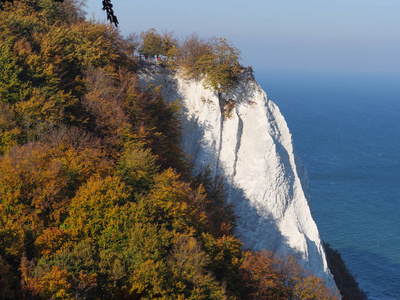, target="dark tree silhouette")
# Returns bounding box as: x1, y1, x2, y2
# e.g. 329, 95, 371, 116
102, 0, 118, 26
